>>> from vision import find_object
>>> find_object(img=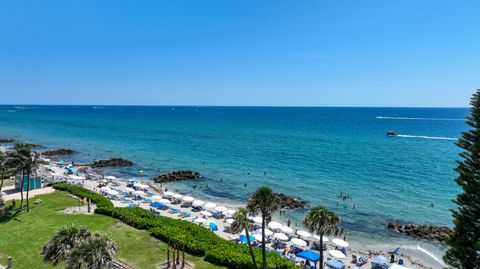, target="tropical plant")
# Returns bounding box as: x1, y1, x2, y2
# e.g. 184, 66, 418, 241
444, 89, 480, 269
231, 208, 257, 268
24, 151, 40, 212
41, 224, 92, 265
247, 186, 279, 269
66, 233, 118, 269
0, 195, 5, 217
0, 151, 8, 192
12, 143, 30, 209
303, 206, 340, 269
